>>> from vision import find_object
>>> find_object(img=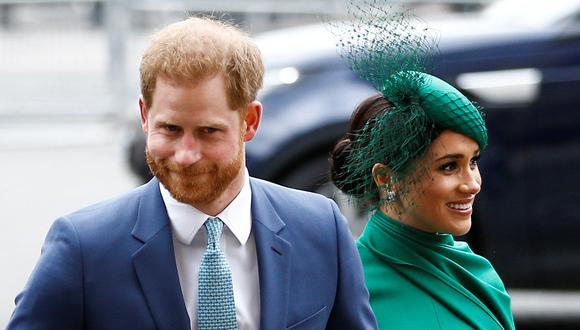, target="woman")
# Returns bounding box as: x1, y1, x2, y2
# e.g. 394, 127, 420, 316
331, 74, 515, 329
329, 4, 515, 327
